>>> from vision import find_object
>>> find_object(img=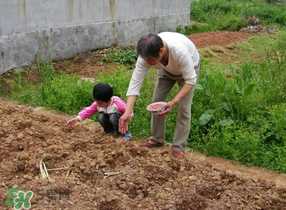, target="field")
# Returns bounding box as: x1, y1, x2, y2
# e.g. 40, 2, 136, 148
1, 99, 286, 209
1, 0, 286, 209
